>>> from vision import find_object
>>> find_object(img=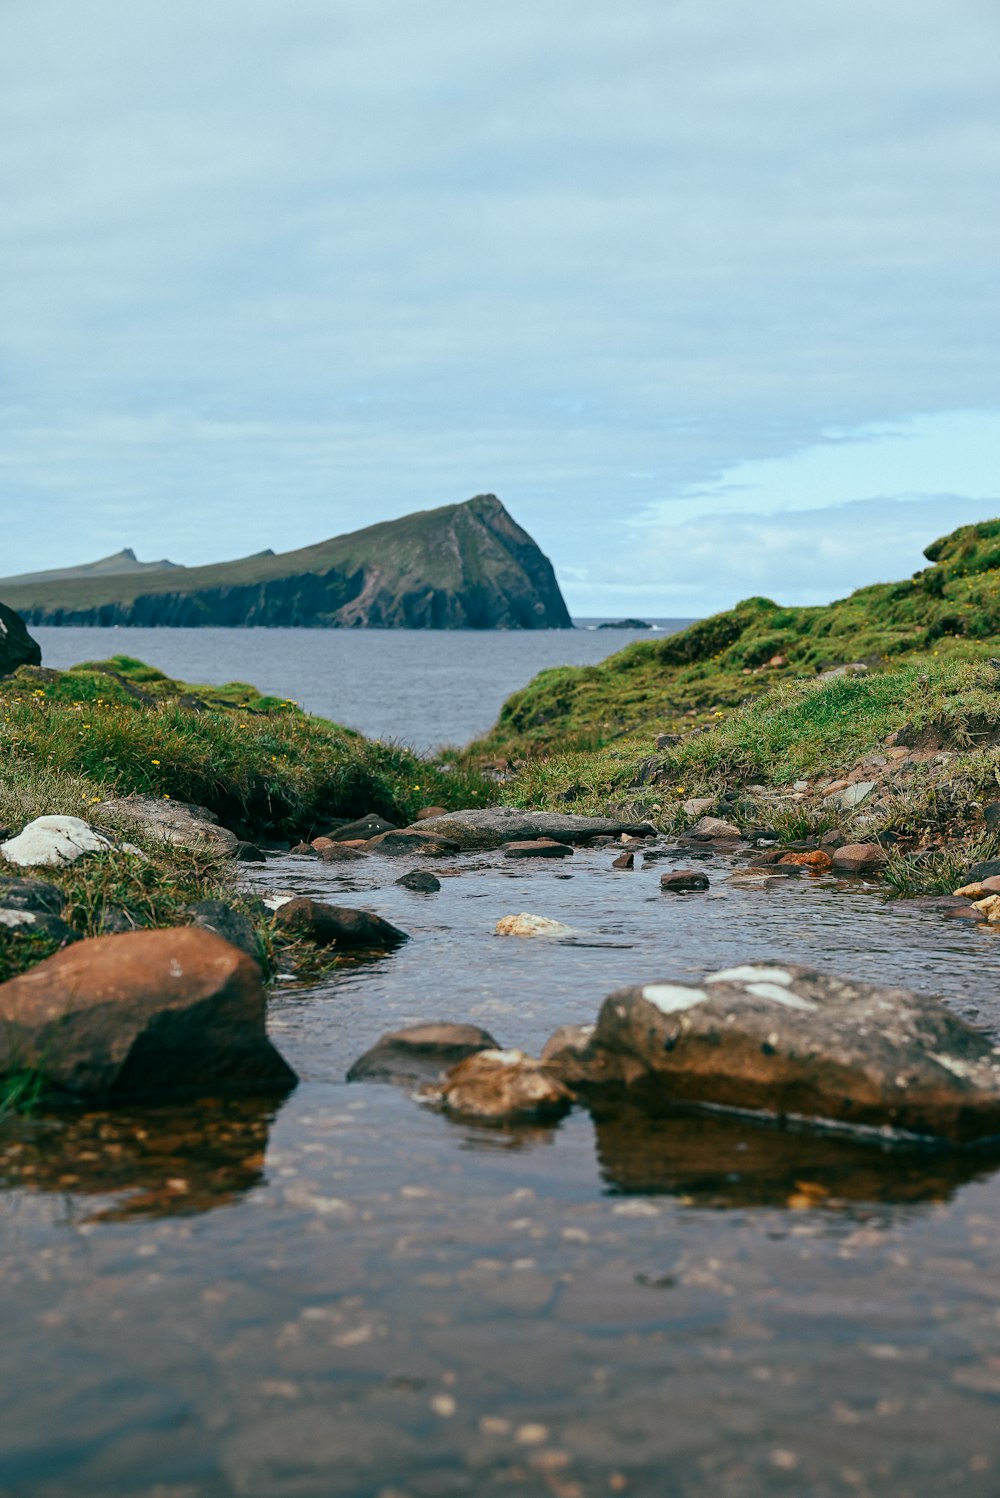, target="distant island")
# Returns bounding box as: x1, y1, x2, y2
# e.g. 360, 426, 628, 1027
0, 495, 573, 630
598, 618, 653, 630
